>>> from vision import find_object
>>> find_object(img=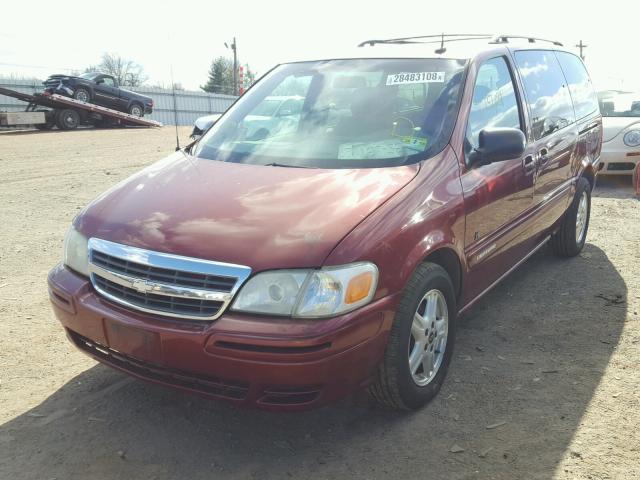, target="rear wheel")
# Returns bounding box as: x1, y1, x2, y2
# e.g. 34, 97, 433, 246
73, 88, 90, 103
369, 262, 457, 410
551, 177, 591, 257
55, 109, 80, 130
128, 103, 143, 117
